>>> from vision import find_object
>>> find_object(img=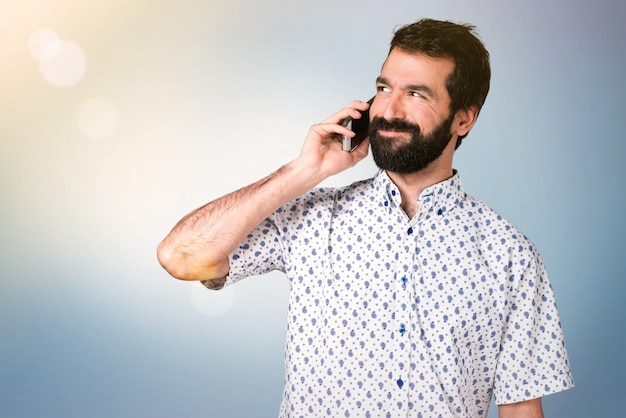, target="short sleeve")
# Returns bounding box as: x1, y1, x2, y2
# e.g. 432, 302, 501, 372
201, 216, 286, 291
492, 245, 574, 404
